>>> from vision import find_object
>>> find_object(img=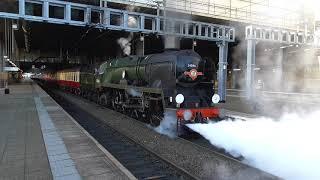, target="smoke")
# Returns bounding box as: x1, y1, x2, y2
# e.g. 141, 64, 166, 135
126, 88, 142, 97
117, 5, 139, 56
232, 39, 320, 94
229, 38, 320, 115
187, 110, 320, 180
220, 27, 320, 180
154, 110, 177, 138
117, 35, 133, 56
